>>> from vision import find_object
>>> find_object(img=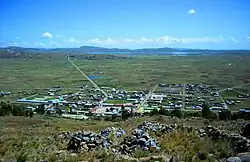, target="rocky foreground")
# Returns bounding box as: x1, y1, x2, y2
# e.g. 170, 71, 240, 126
59, 121, 250, 162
